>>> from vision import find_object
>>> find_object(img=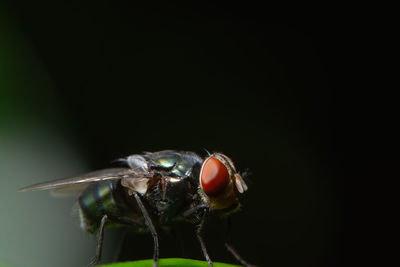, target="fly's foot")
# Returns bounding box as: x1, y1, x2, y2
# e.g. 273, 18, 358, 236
225, 242, 258, 267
